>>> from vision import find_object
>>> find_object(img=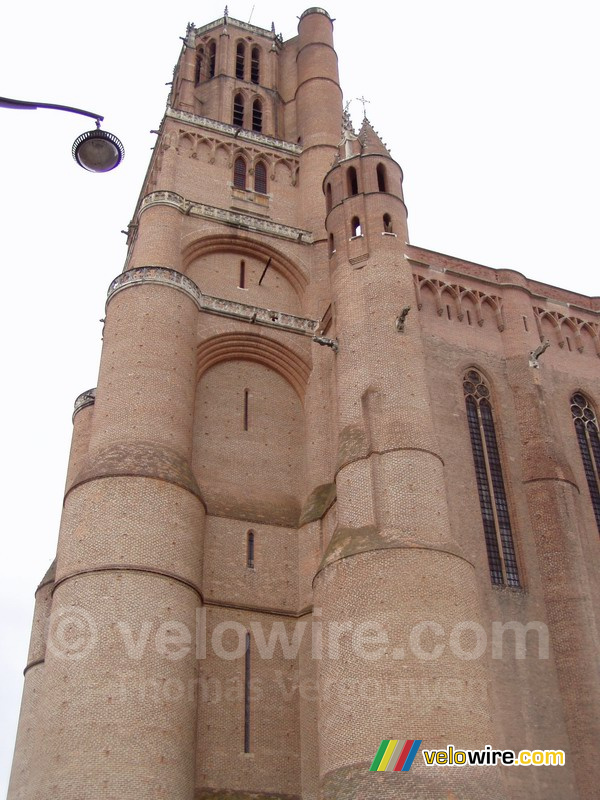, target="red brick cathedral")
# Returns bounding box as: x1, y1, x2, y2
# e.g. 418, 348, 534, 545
8, 8, 600, 800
